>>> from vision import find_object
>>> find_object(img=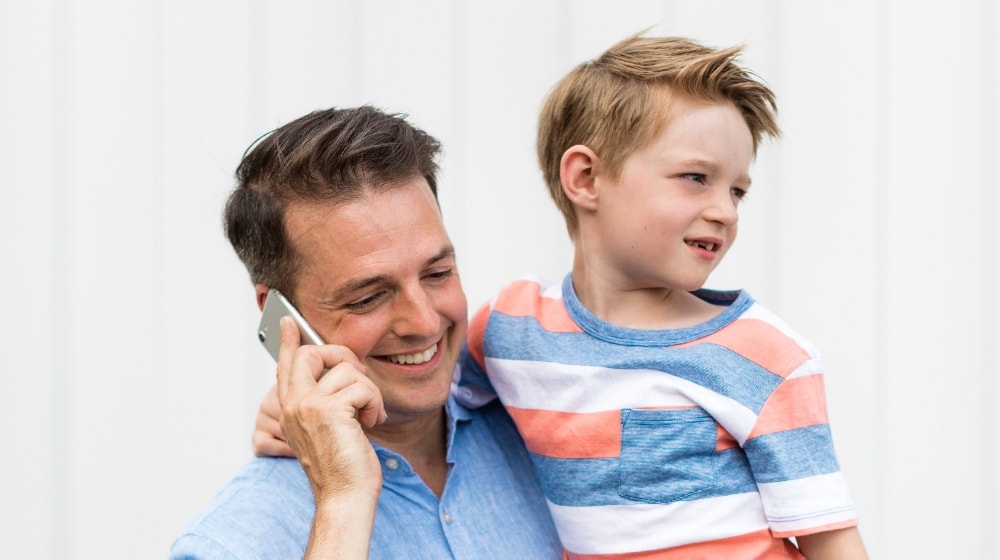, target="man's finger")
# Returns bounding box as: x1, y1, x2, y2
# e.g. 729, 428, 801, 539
275, 316, 302, 406
313, 363, 387, 428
